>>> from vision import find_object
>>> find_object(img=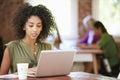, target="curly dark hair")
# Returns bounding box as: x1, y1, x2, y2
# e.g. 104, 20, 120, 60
12, 3, 56, 40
